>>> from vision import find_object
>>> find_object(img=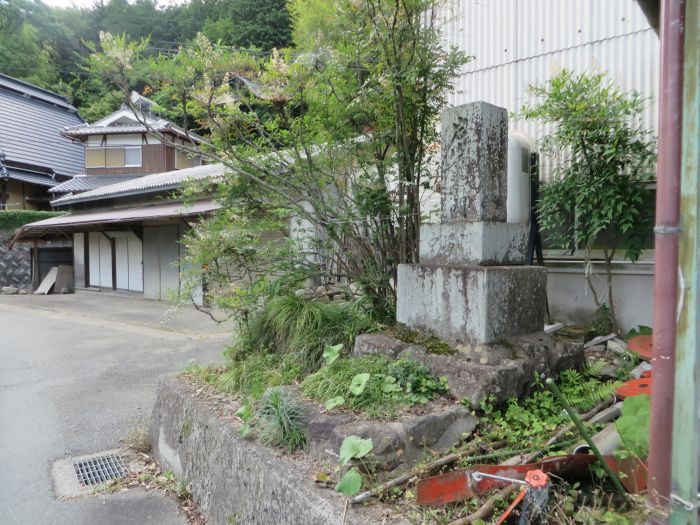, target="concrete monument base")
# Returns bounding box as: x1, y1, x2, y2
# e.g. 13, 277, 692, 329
396, 263, 546, 344
420, 221, 529, 265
